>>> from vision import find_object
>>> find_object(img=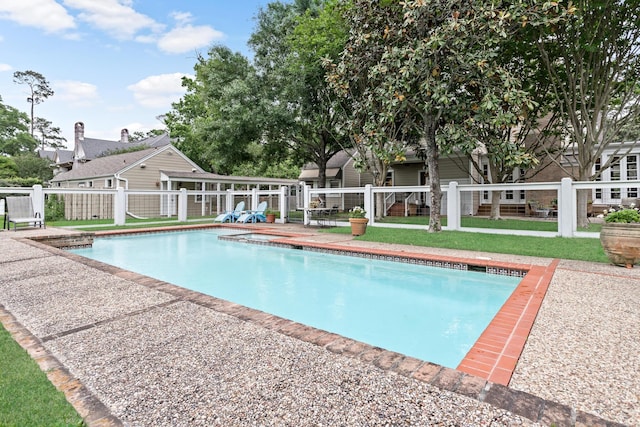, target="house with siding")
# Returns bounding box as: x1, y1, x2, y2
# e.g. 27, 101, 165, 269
51, 143, 297, 220
300, 142, 640, 217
